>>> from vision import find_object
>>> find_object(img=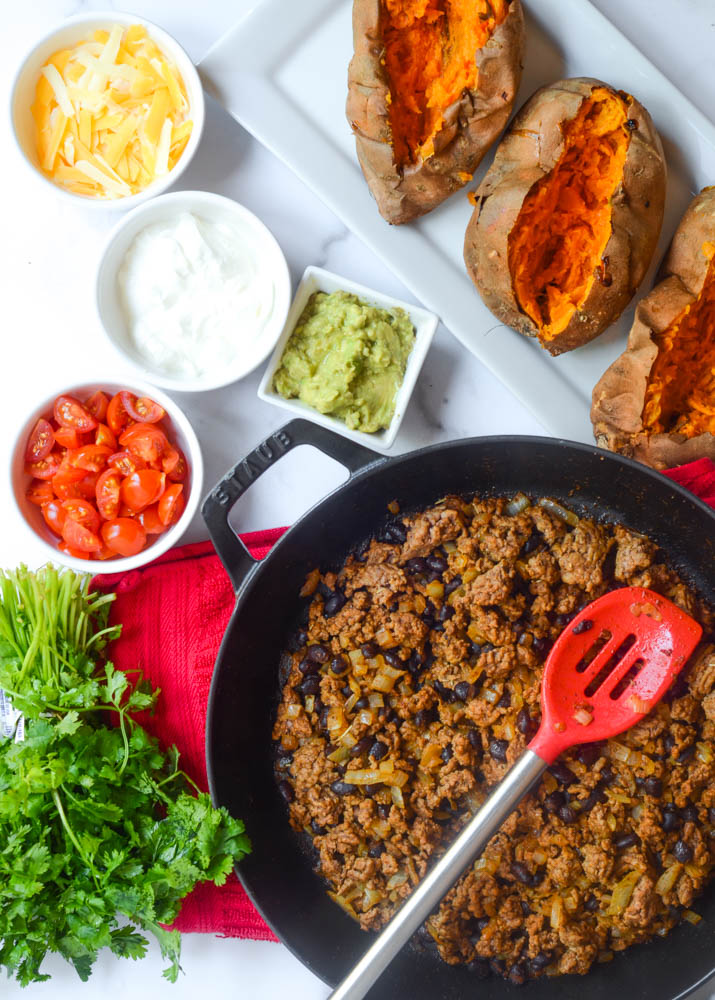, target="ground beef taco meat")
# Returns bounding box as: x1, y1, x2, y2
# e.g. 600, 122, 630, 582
272, 495, 715, 984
